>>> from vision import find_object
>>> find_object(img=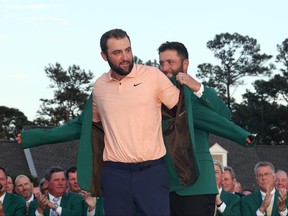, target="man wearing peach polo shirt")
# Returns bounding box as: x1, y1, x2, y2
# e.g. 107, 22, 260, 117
18, 28, 182, 215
